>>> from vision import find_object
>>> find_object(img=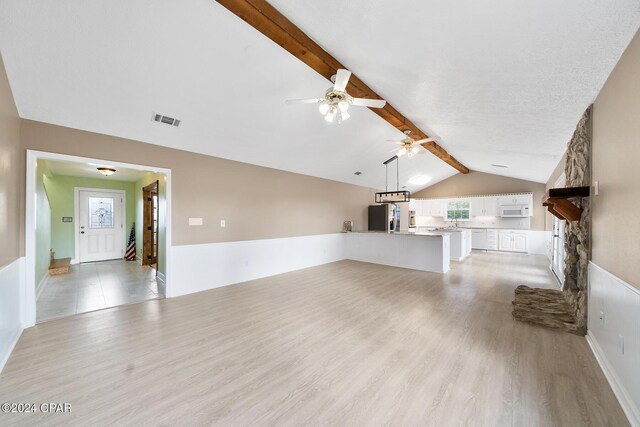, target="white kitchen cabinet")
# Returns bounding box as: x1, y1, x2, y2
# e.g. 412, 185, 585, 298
498, 230, 528, 252
471, 196, 499, 217
513, 233, 528, 252
427, 200, 444, 216
487, 230, 498, 250
415, 199, 444, 217
449, 230, 472, 261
